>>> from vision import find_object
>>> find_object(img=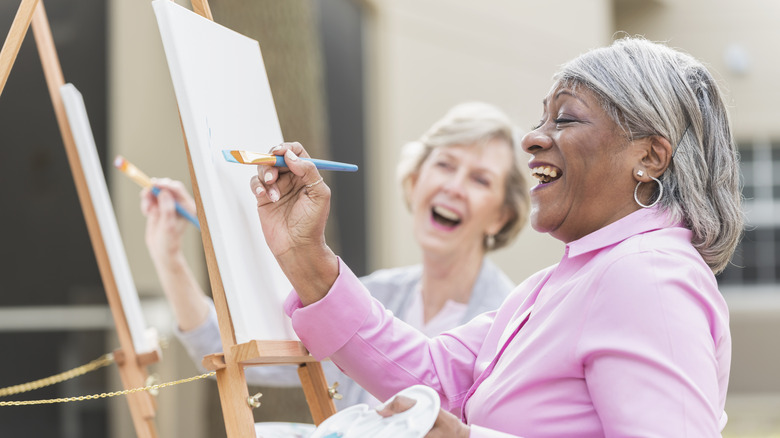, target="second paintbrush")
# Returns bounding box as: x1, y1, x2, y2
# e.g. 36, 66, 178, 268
222, 150, 358, 172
